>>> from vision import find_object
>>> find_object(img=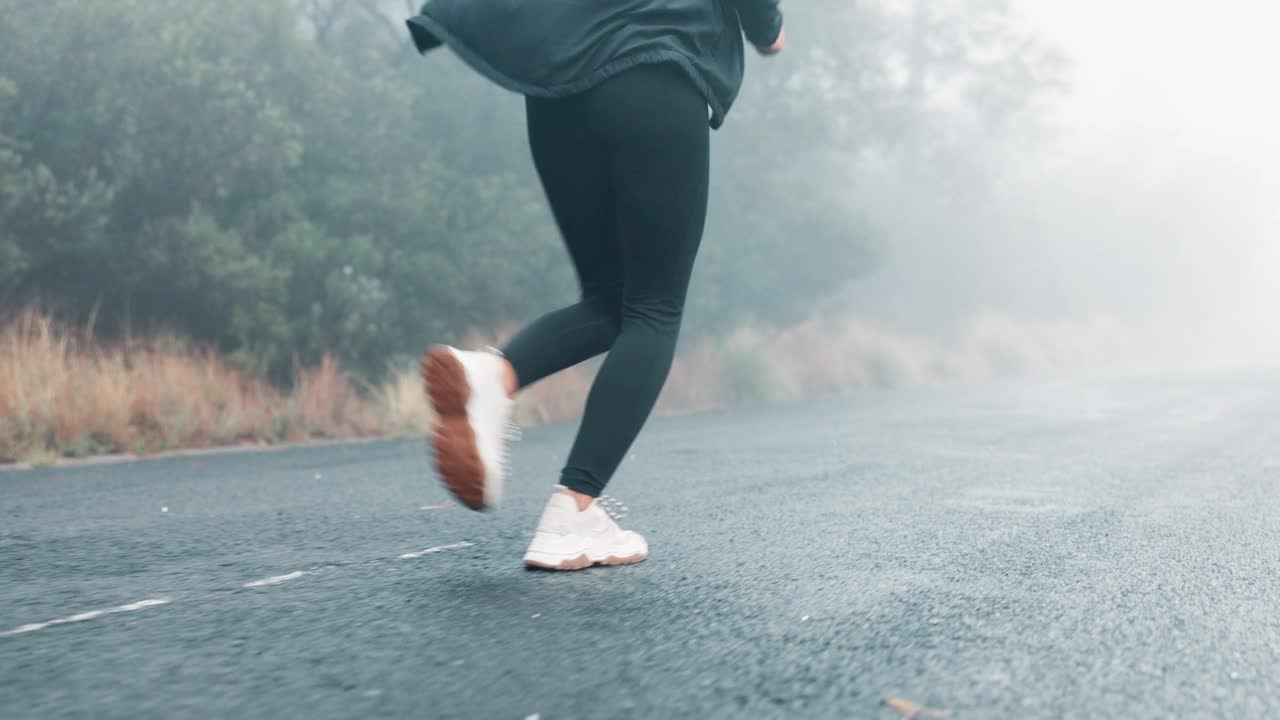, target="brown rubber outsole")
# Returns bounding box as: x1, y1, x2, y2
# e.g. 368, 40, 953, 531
524, 552, 648, 571
421, 346, 487, 511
